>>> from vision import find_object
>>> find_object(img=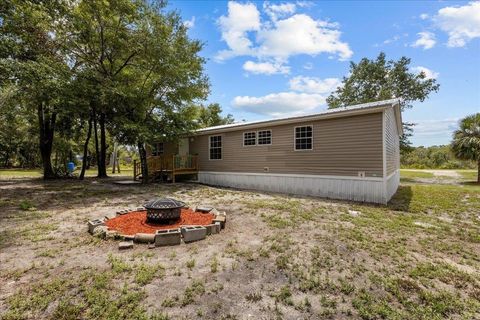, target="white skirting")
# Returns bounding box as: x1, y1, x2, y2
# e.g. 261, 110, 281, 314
385, 169, 400, 202
197, 171, 395, 204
